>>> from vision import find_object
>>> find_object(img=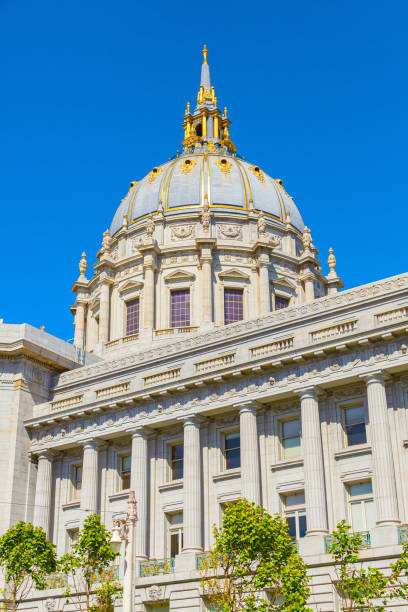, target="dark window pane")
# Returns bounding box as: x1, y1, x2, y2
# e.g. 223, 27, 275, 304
226, 448, 241, 469
299, 514, 307, 538
172, 460, 184, 480
345, 405, 365, 426
126, 299, 140, 335
172, 444, 184, 460
275, 296, 289, 310
286, 516, 297, 540
170, 533, 179, 557
225, 433, 240, 450
347, 423, 367, 446
171, 290, 190, 328
224, 289, 243, 325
